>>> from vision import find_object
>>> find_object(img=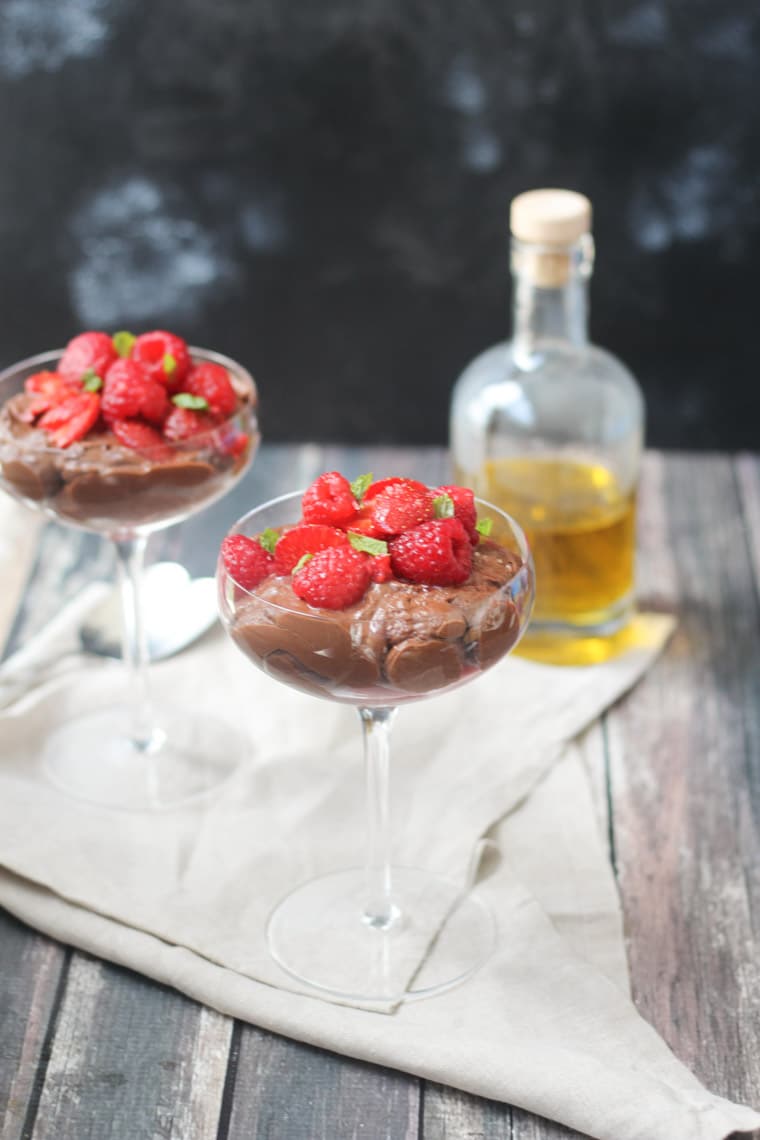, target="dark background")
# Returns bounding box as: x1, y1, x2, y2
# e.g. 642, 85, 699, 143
0, 0, 757, 448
